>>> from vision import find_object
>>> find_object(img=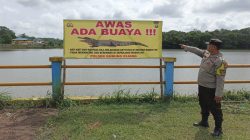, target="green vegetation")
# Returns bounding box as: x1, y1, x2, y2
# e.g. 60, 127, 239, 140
0, 91, 11, 109
223, 90, 250, 101
0, 26, 16, 44
1, 26, 250, 49
162, 28, 250, 49
1, 89, 250, 139
38, 101, 250, 140
1, 89, 249, 109
0, 26, 63, 49
36, 90, 250, 140
42, 38, 63, 48
98, 89, 159, 104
